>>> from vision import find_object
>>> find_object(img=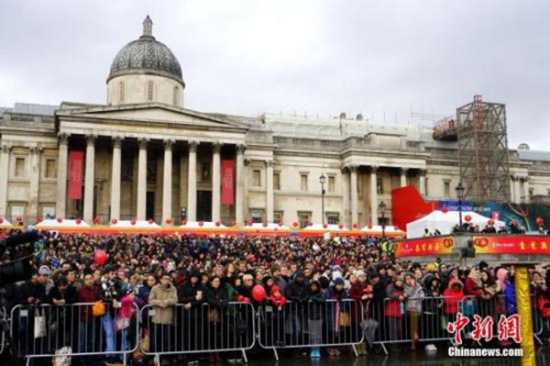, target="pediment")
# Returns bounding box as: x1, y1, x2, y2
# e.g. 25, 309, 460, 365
56, 103, 251, 131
